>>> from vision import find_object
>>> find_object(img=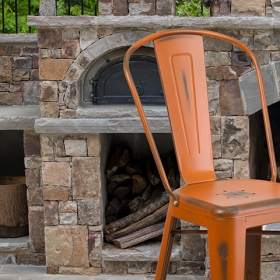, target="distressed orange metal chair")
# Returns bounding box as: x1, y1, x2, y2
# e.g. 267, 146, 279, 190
123, 29, 280, 280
